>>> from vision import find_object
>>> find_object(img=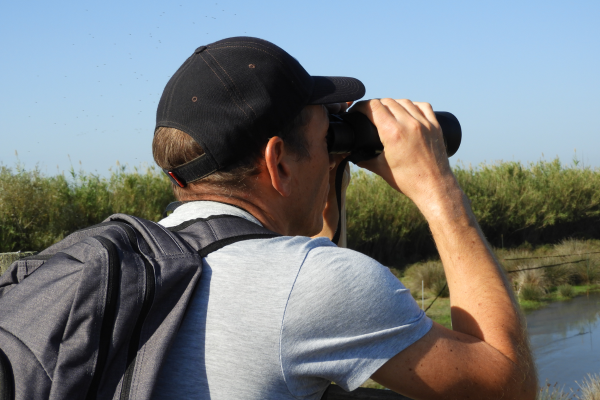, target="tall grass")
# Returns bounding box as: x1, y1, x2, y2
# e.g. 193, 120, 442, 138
402, 261, 448, 299
0, 164, 174, 252
537, 382, 573, 400
535, 374, 600, 400
577, 374, 600, 400
2, 158, 600, 257
401, 238, 600, 303
347, 159, 600, 266
499, 239, 600, 297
